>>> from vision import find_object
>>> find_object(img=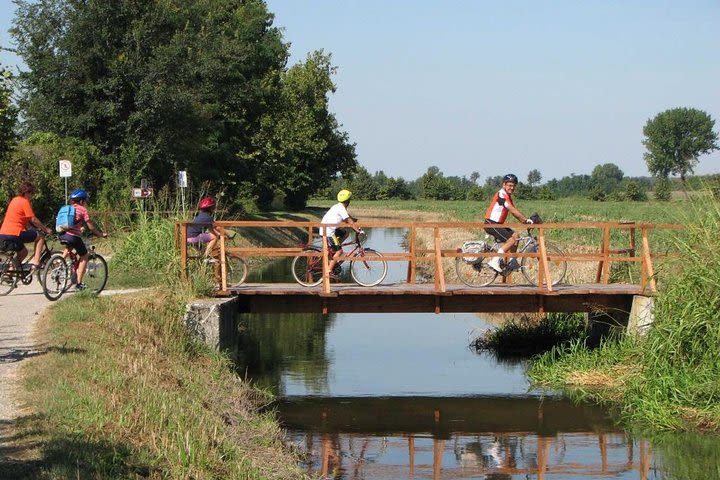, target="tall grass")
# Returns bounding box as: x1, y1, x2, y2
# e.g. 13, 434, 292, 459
19, 289, 306, 479
528, 192, 720, 432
